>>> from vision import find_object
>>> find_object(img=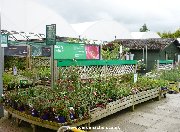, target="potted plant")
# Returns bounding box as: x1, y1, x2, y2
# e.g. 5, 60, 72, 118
54, 107, 69, 123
